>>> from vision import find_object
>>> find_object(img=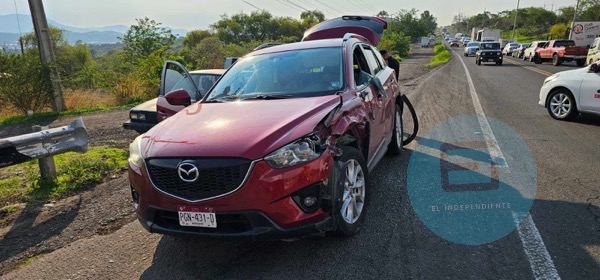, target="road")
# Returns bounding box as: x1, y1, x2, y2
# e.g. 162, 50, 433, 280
4, 47, 599, 279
